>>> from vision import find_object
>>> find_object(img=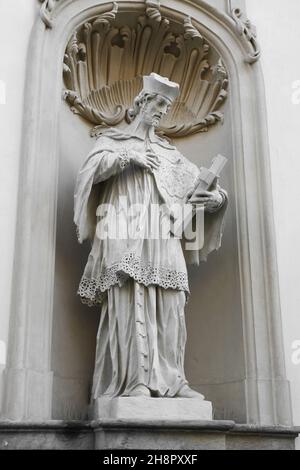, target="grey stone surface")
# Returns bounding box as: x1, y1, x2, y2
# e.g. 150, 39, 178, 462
0, 421, 93, 450
92, 397, 213, 422
0, 421, 297, 450
92, 420, 298, 450
95, 429, 226, 451
226, 435, 295, 451
93, 419, 234, 450
226, 424, 299, 450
